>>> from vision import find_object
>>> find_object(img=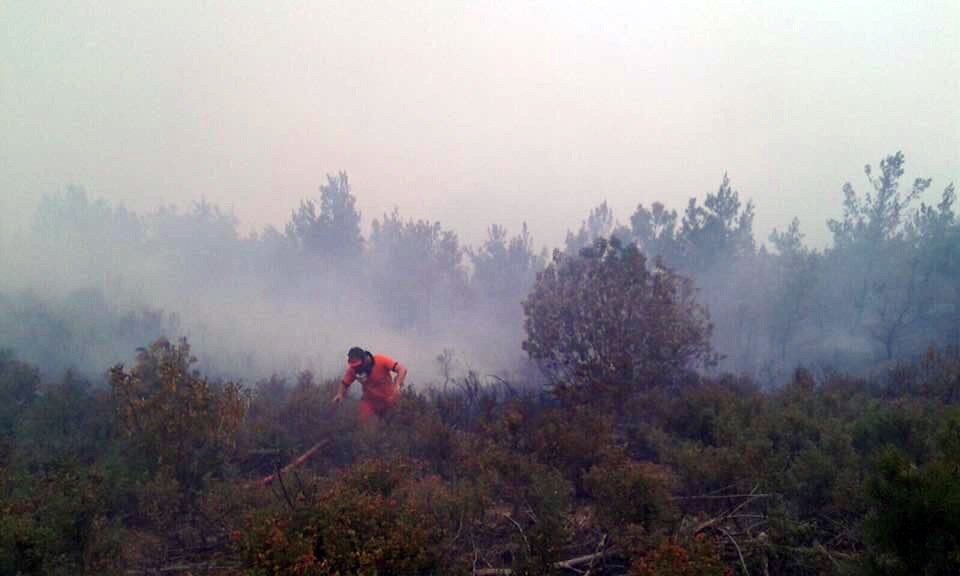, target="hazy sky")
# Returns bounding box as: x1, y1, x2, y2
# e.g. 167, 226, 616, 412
2, 0, 958, 249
